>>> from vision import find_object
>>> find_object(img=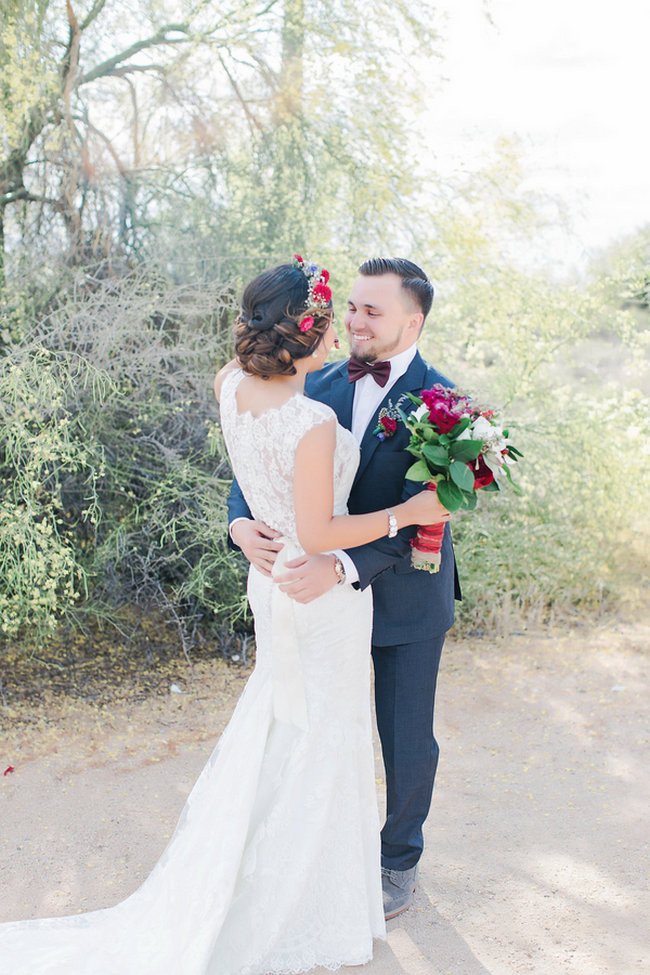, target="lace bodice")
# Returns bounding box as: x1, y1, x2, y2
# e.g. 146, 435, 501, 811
220, 369, 359, 540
